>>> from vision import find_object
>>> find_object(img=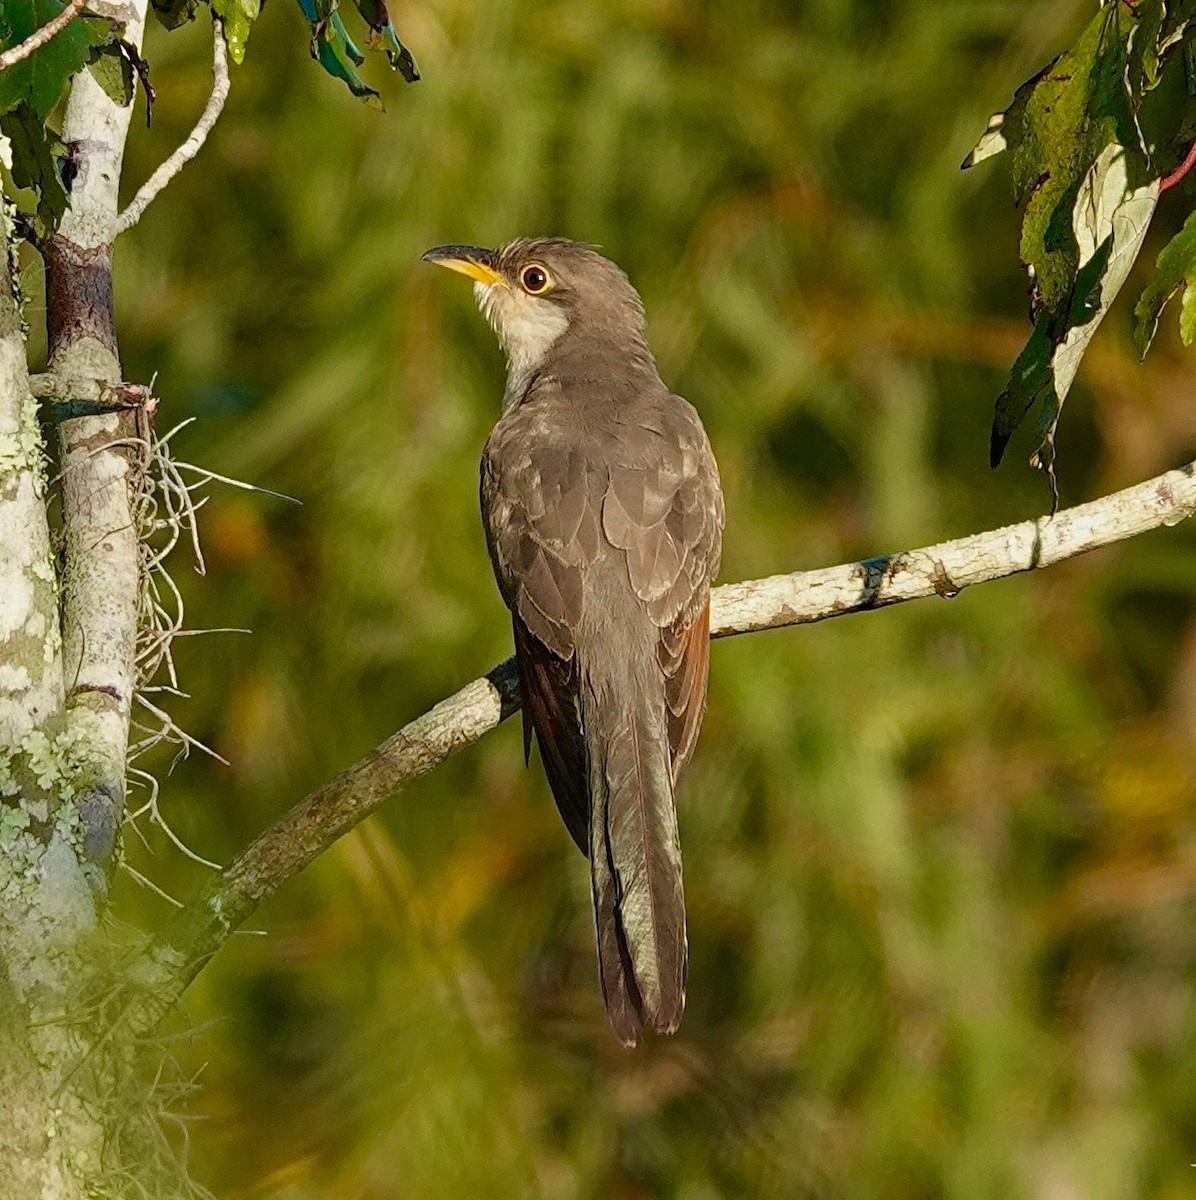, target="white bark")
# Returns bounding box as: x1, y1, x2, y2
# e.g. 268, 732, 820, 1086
0, 11, 150, 1196
710, 458, 1196, 635
0, 219, 62, 746
50, 1, 149, 830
